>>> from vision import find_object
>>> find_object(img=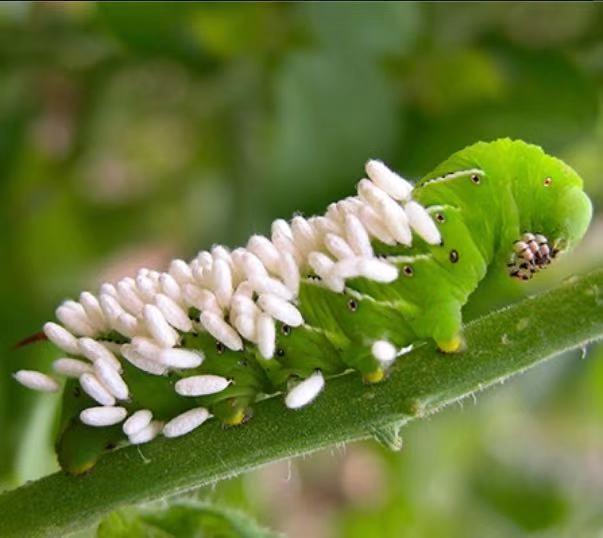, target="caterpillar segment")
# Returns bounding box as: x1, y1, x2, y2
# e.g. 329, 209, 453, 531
14, 139, 592, 474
